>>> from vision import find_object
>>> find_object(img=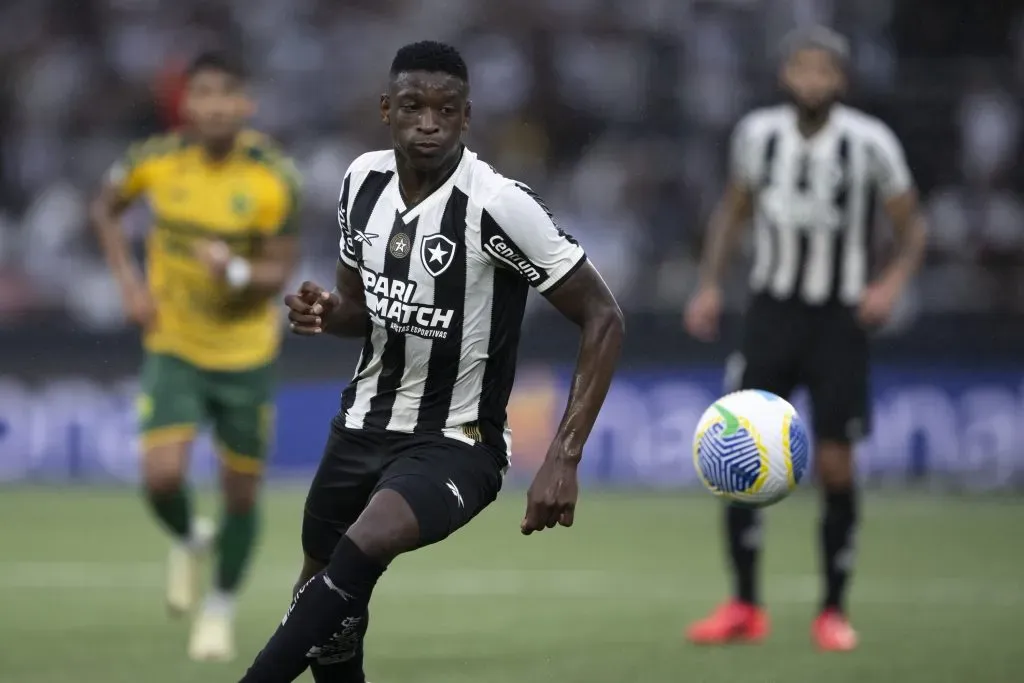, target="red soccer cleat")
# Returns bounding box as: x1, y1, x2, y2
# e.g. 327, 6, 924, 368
686, 600, 770, 645
812, 608, 859, 651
